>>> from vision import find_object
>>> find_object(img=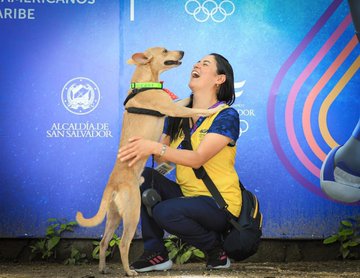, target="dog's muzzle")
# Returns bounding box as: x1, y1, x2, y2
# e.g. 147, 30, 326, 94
164, 60, 182, 66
